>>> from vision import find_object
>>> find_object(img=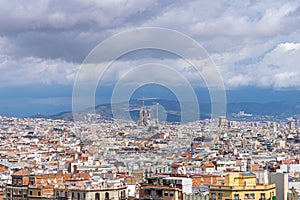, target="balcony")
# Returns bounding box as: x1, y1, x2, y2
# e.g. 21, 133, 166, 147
210, 183, 276, 191
142, 195, 163, 200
